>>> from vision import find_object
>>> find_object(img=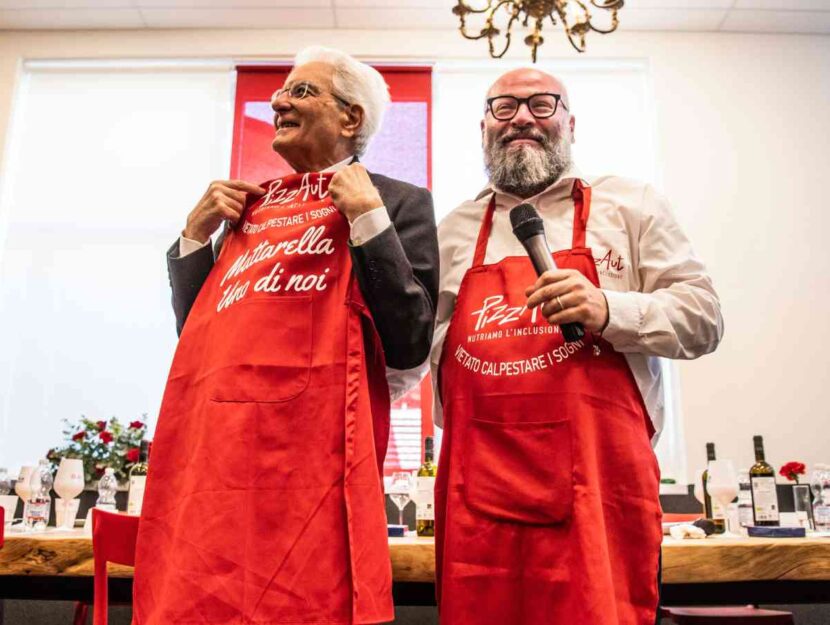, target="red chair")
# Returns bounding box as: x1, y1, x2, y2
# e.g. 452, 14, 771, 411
664, 606, 794, 624
91, 509, 140, 625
